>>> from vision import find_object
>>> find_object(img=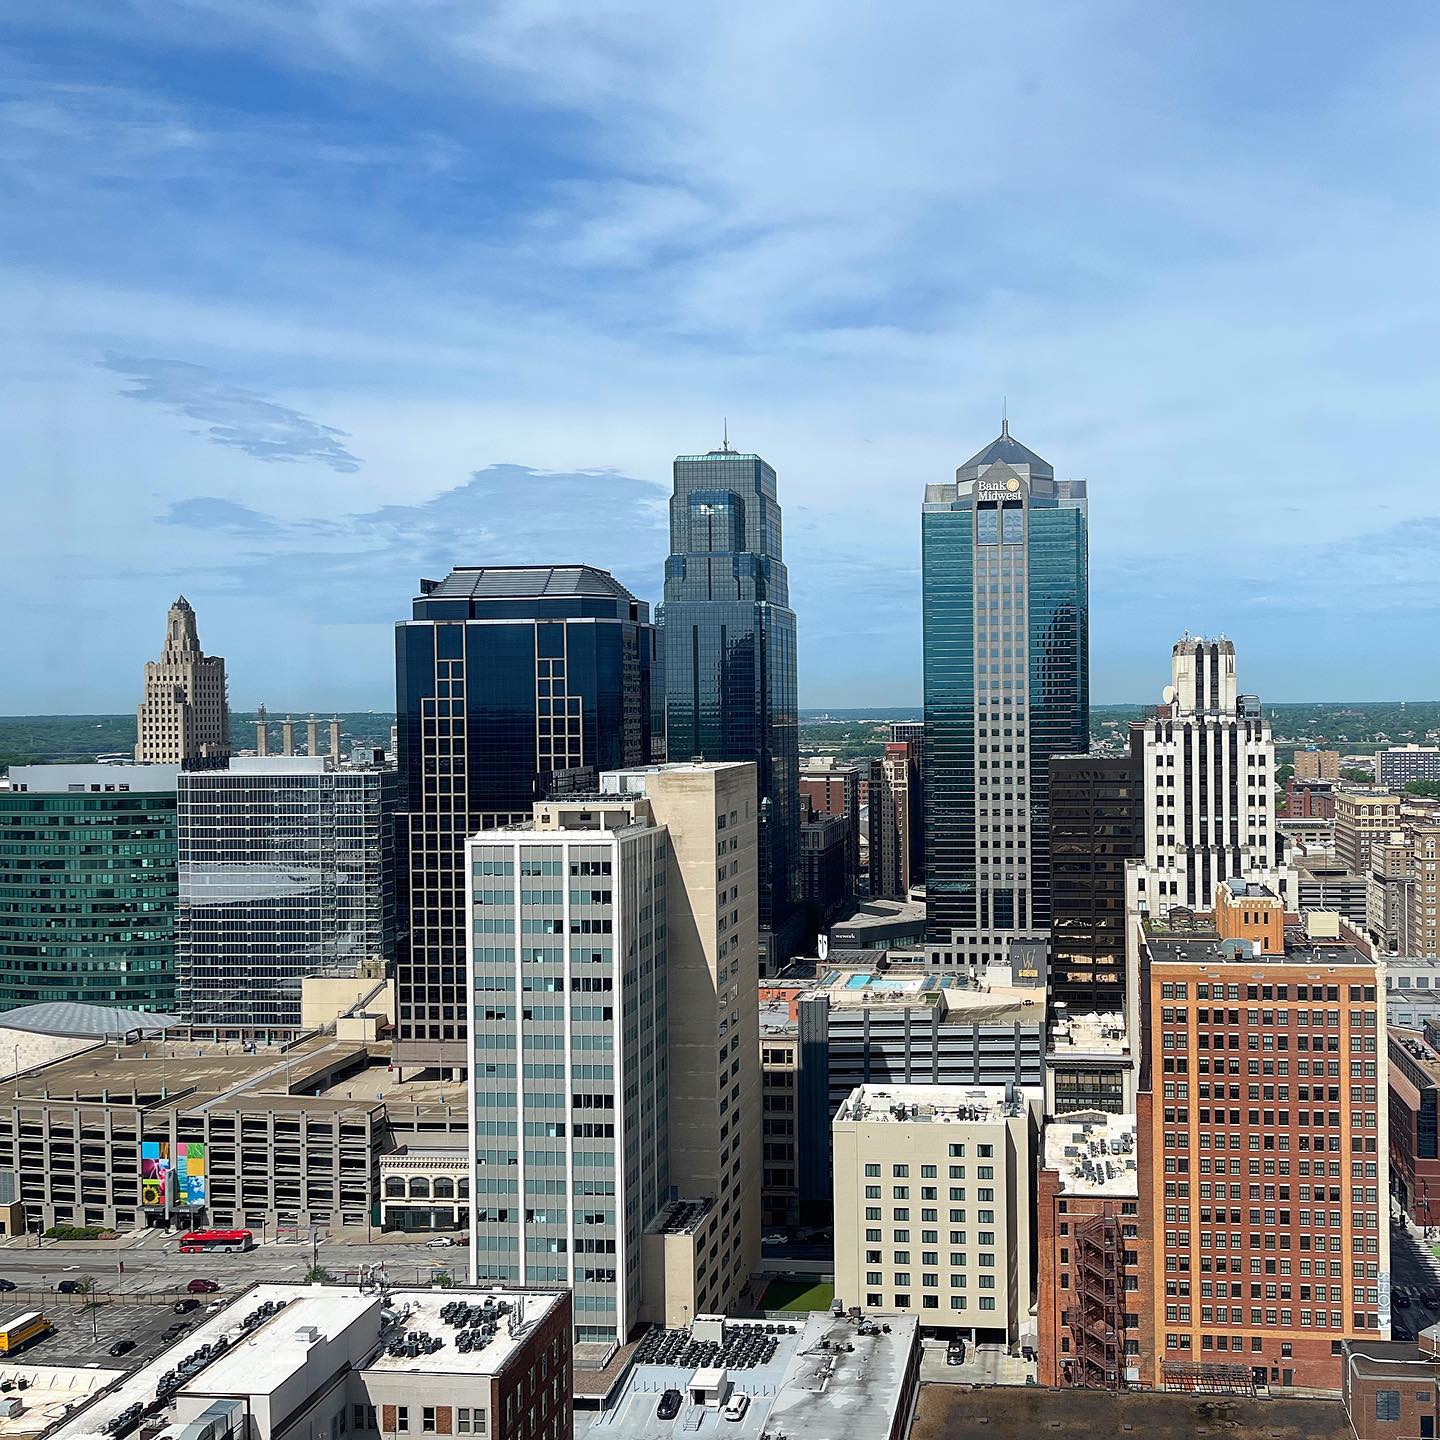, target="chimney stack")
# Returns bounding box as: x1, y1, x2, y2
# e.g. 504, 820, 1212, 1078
281, 716, 295, 757
256, 704, 270, 757
306, 715, 319, 756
